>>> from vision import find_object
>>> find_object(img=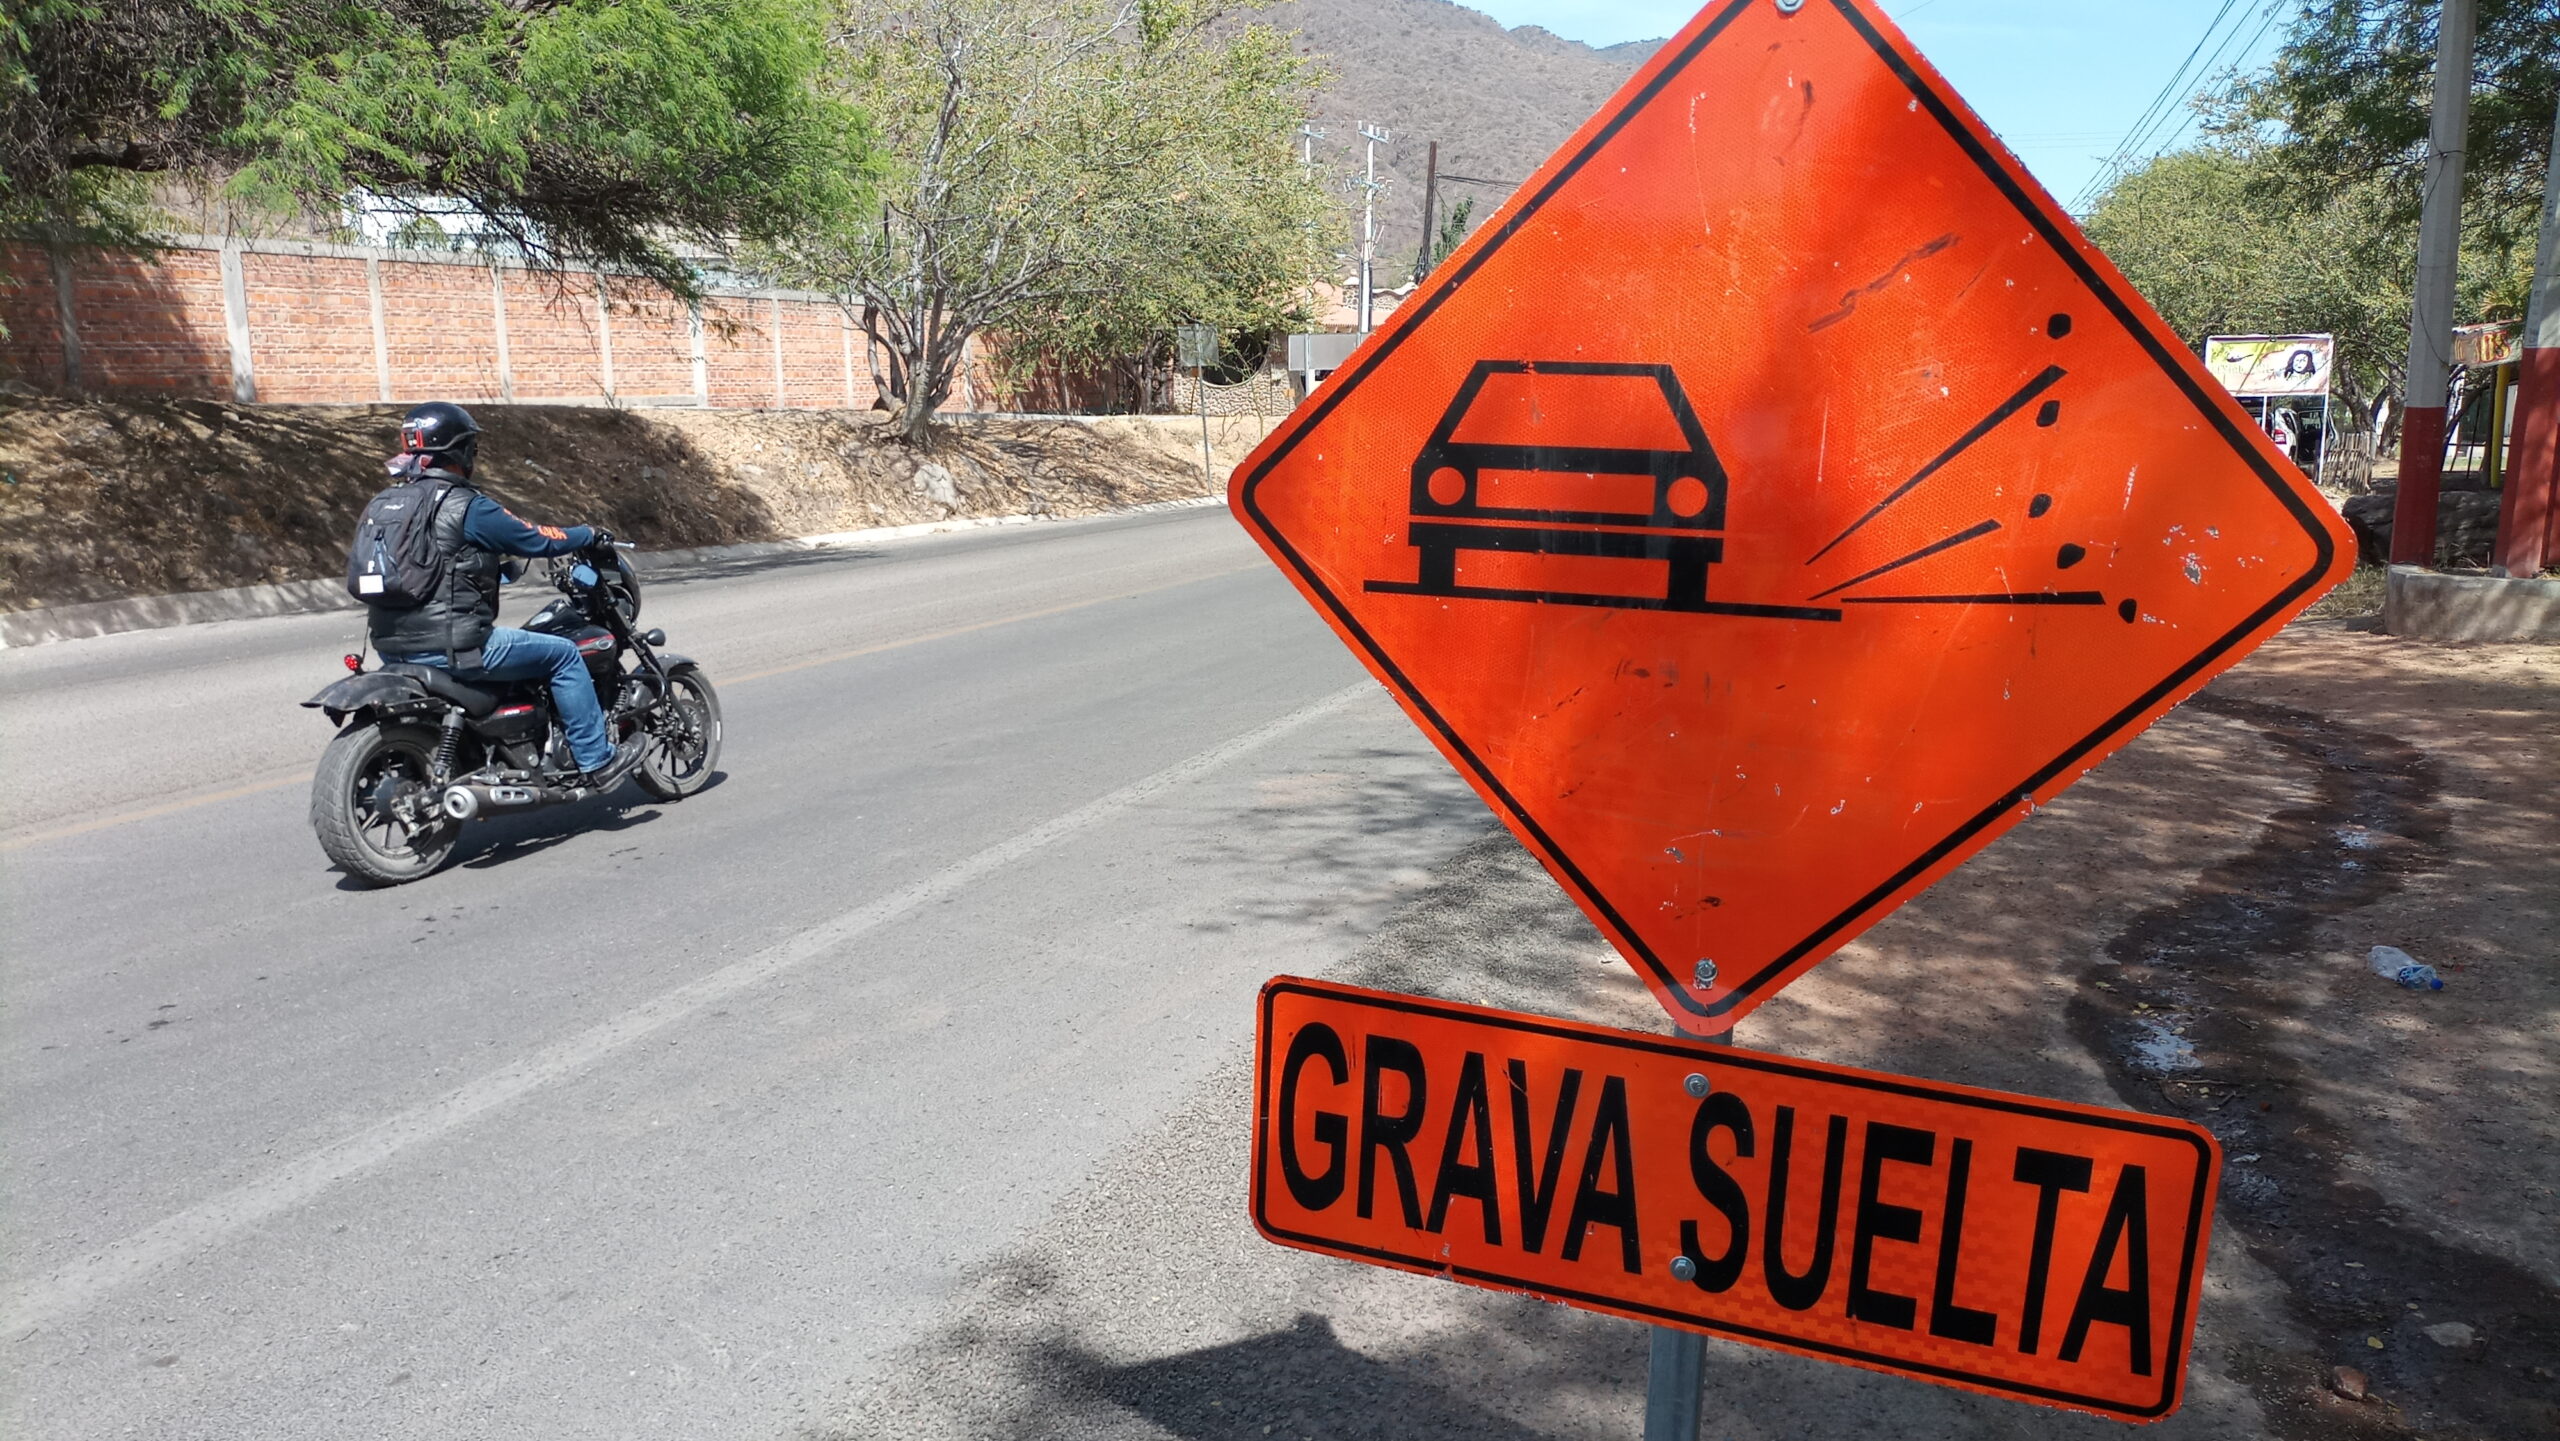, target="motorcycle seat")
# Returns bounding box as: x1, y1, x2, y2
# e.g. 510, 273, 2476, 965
383, 664, 502, 718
